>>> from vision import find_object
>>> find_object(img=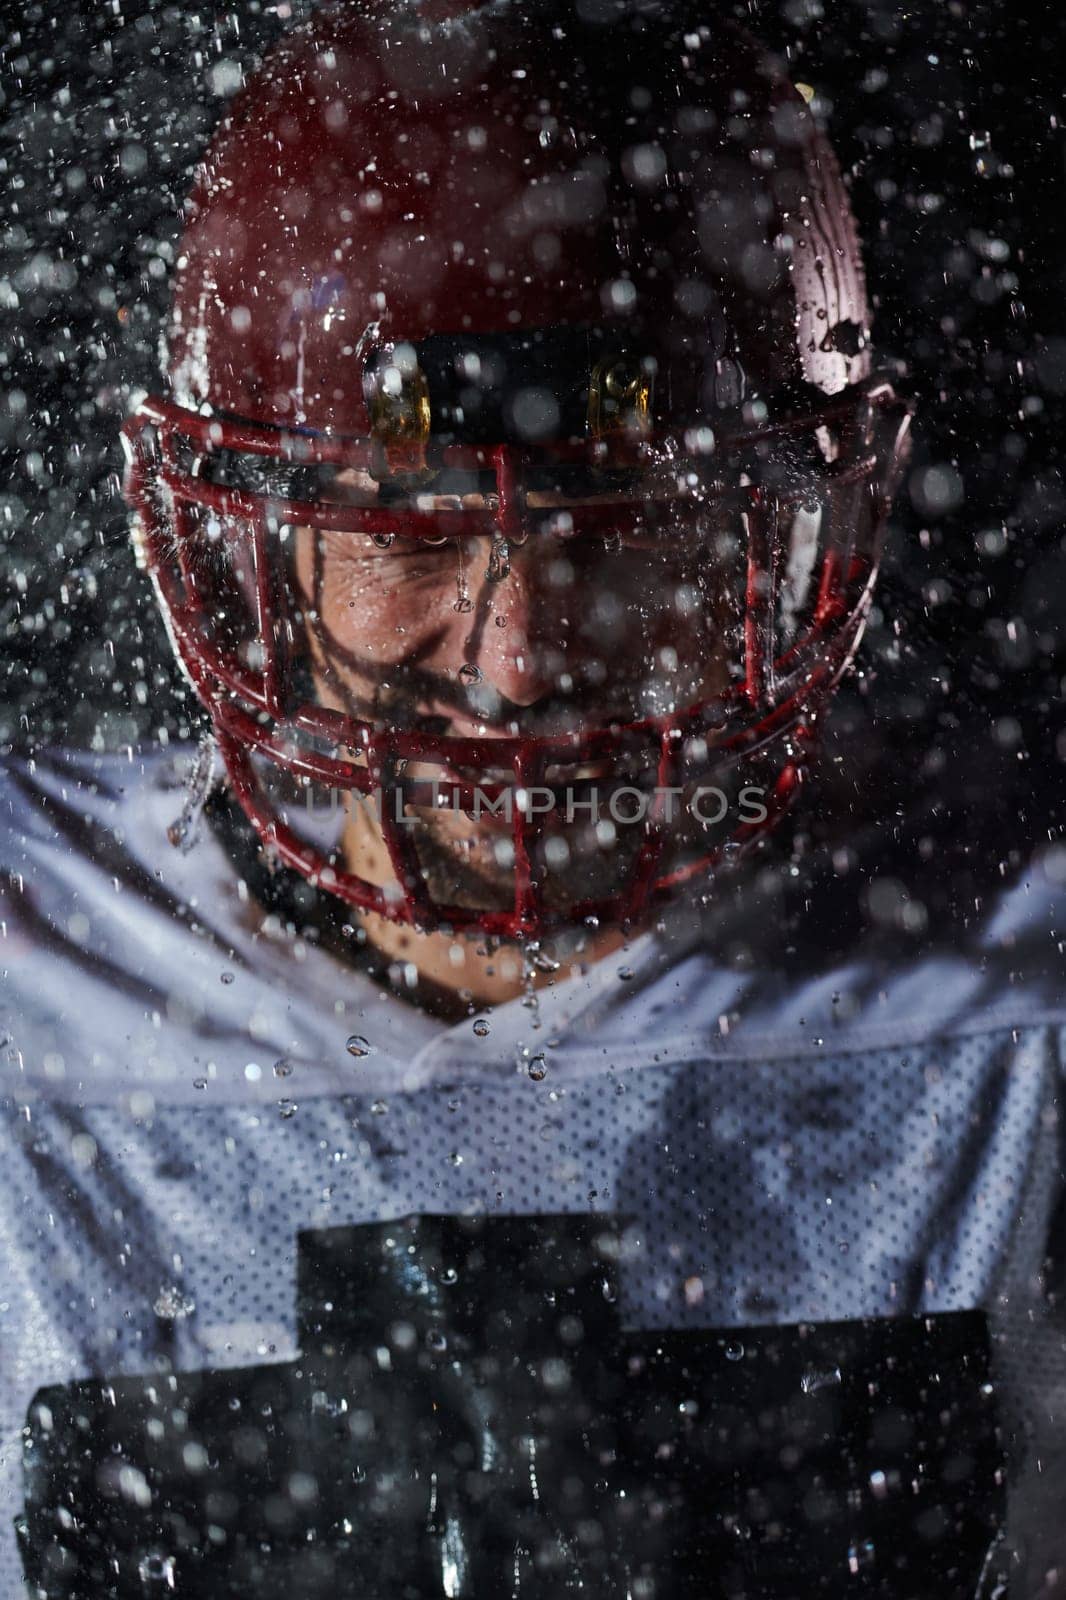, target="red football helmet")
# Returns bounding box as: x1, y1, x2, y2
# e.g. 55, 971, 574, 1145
123, 0, 911, 940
